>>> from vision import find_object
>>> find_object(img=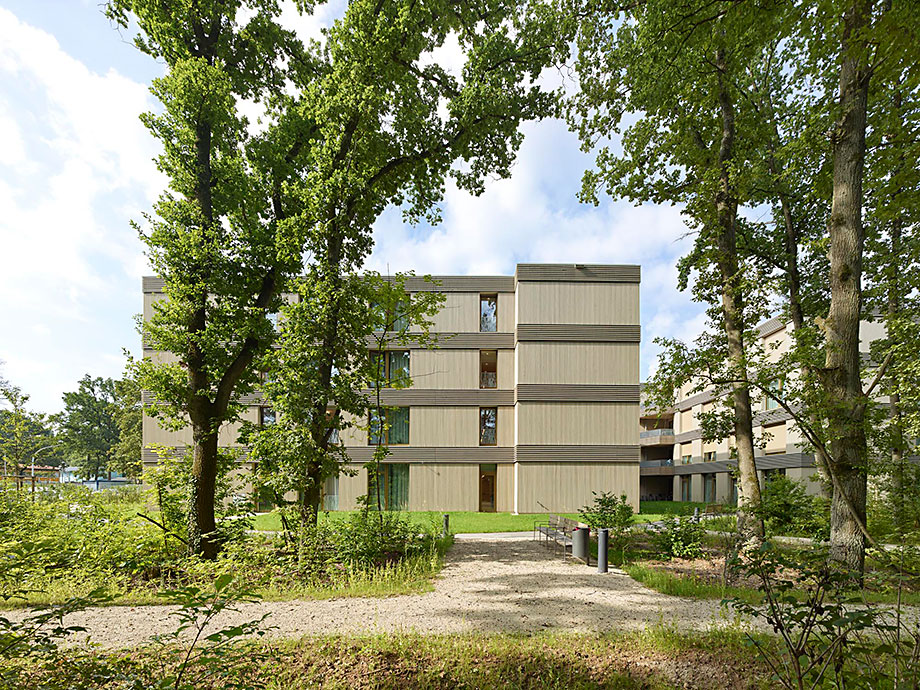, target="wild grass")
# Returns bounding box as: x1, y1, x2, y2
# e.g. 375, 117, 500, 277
9, 630, 776, 690
625, 561, 920, 607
